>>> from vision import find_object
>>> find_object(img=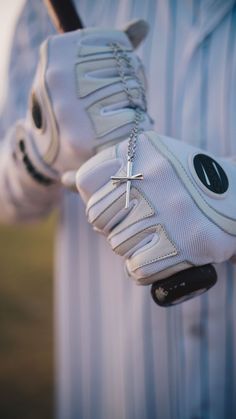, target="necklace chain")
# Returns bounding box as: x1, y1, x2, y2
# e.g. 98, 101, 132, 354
109, 41, 147, 208
110, 42, 147, 162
